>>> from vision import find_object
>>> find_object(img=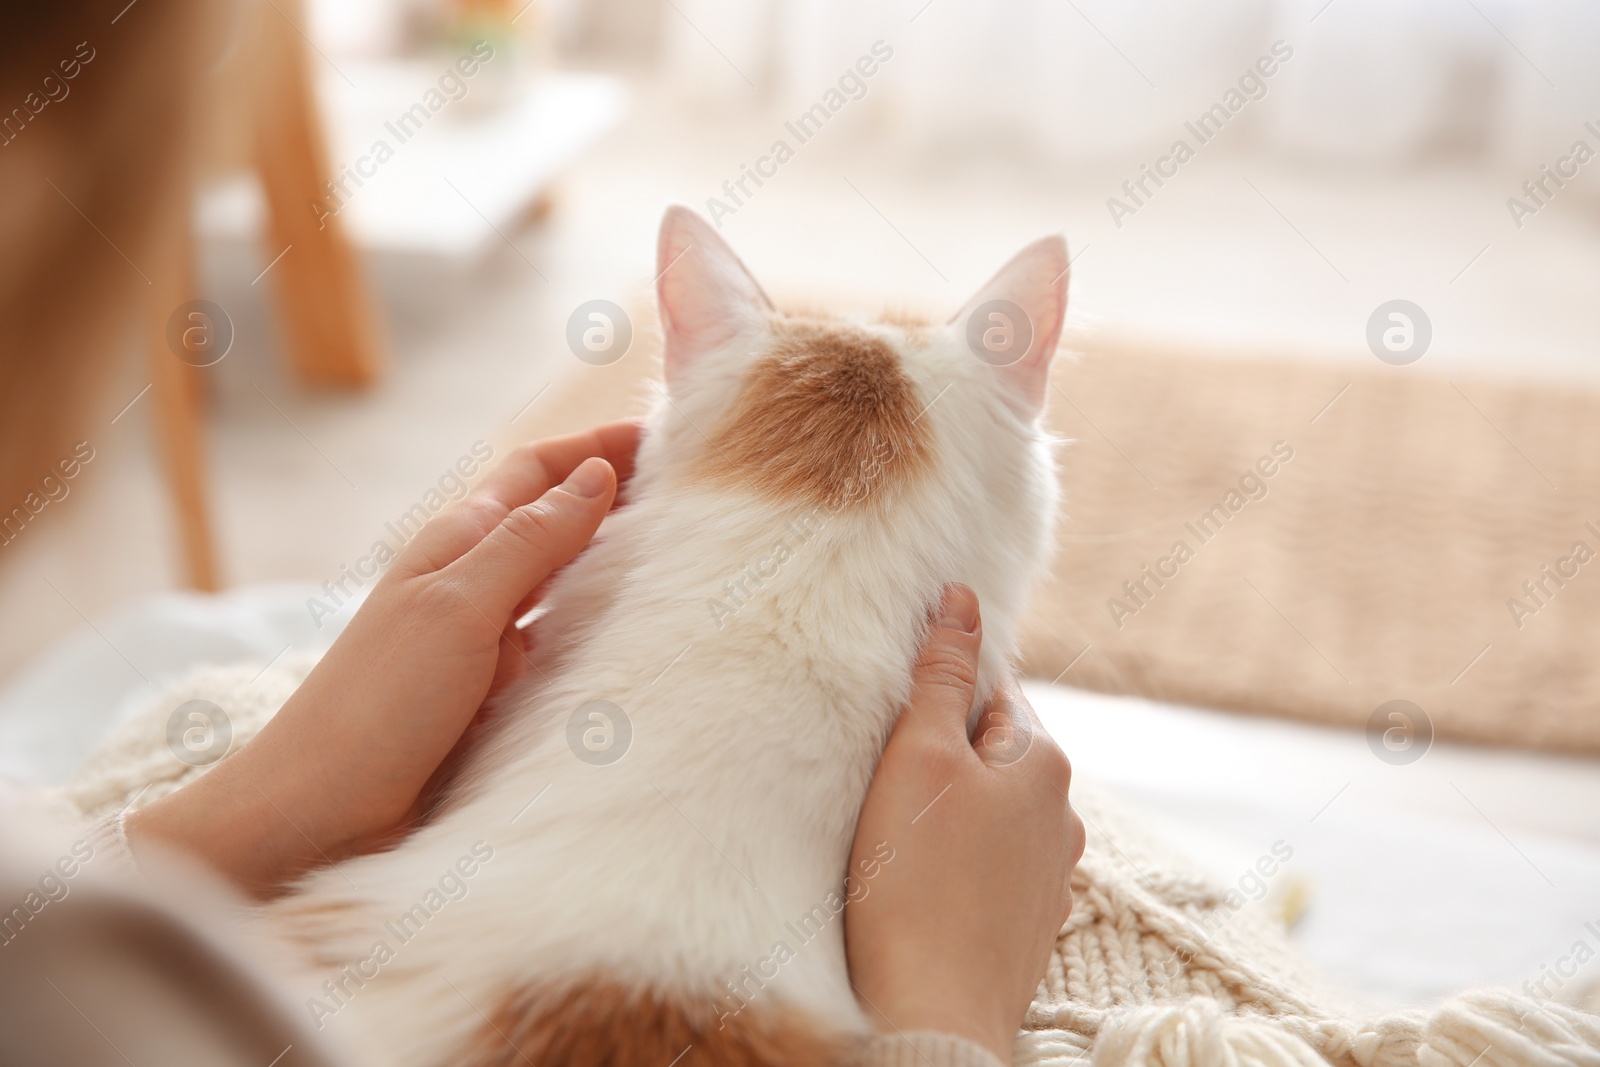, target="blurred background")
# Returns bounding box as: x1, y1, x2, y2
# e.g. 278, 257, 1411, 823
4, 0, 1600, 1023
